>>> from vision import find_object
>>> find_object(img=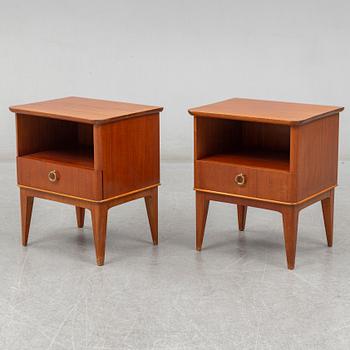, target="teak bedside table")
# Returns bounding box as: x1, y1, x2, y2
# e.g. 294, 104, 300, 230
189, 98, 344, 269
10, 96, 163, 266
